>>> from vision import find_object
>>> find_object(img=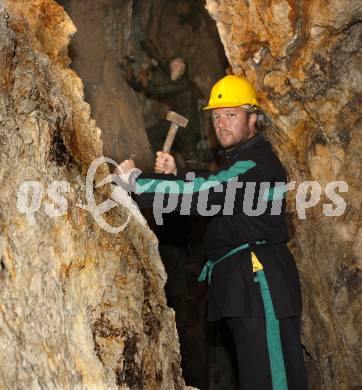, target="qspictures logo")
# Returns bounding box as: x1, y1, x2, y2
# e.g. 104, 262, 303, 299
16, 157, 349, 233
